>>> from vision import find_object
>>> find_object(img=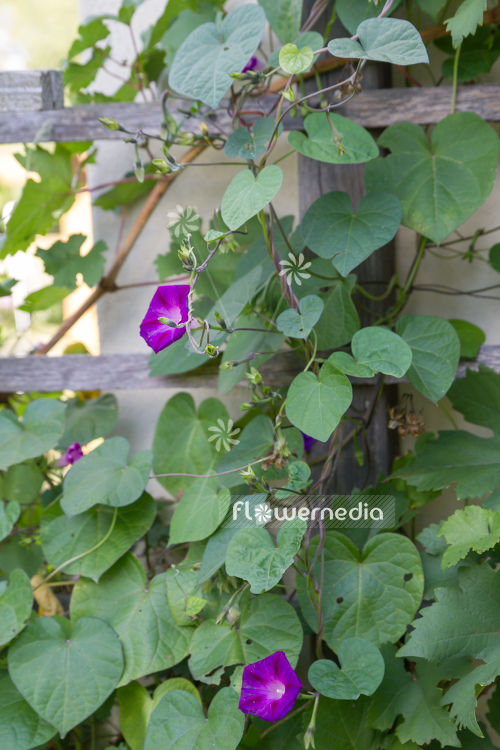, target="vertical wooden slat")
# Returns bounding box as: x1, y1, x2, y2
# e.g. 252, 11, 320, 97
298, 3, 398, 492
